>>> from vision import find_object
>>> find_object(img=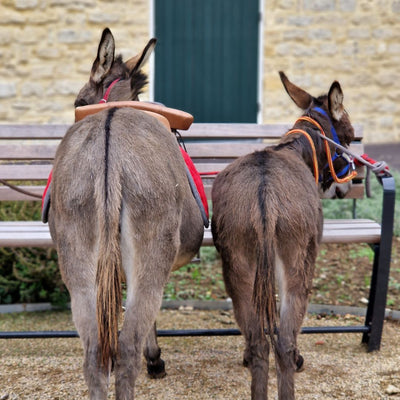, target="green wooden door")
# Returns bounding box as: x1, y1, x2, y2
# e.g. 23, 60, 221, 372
154, 0, 260, 123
